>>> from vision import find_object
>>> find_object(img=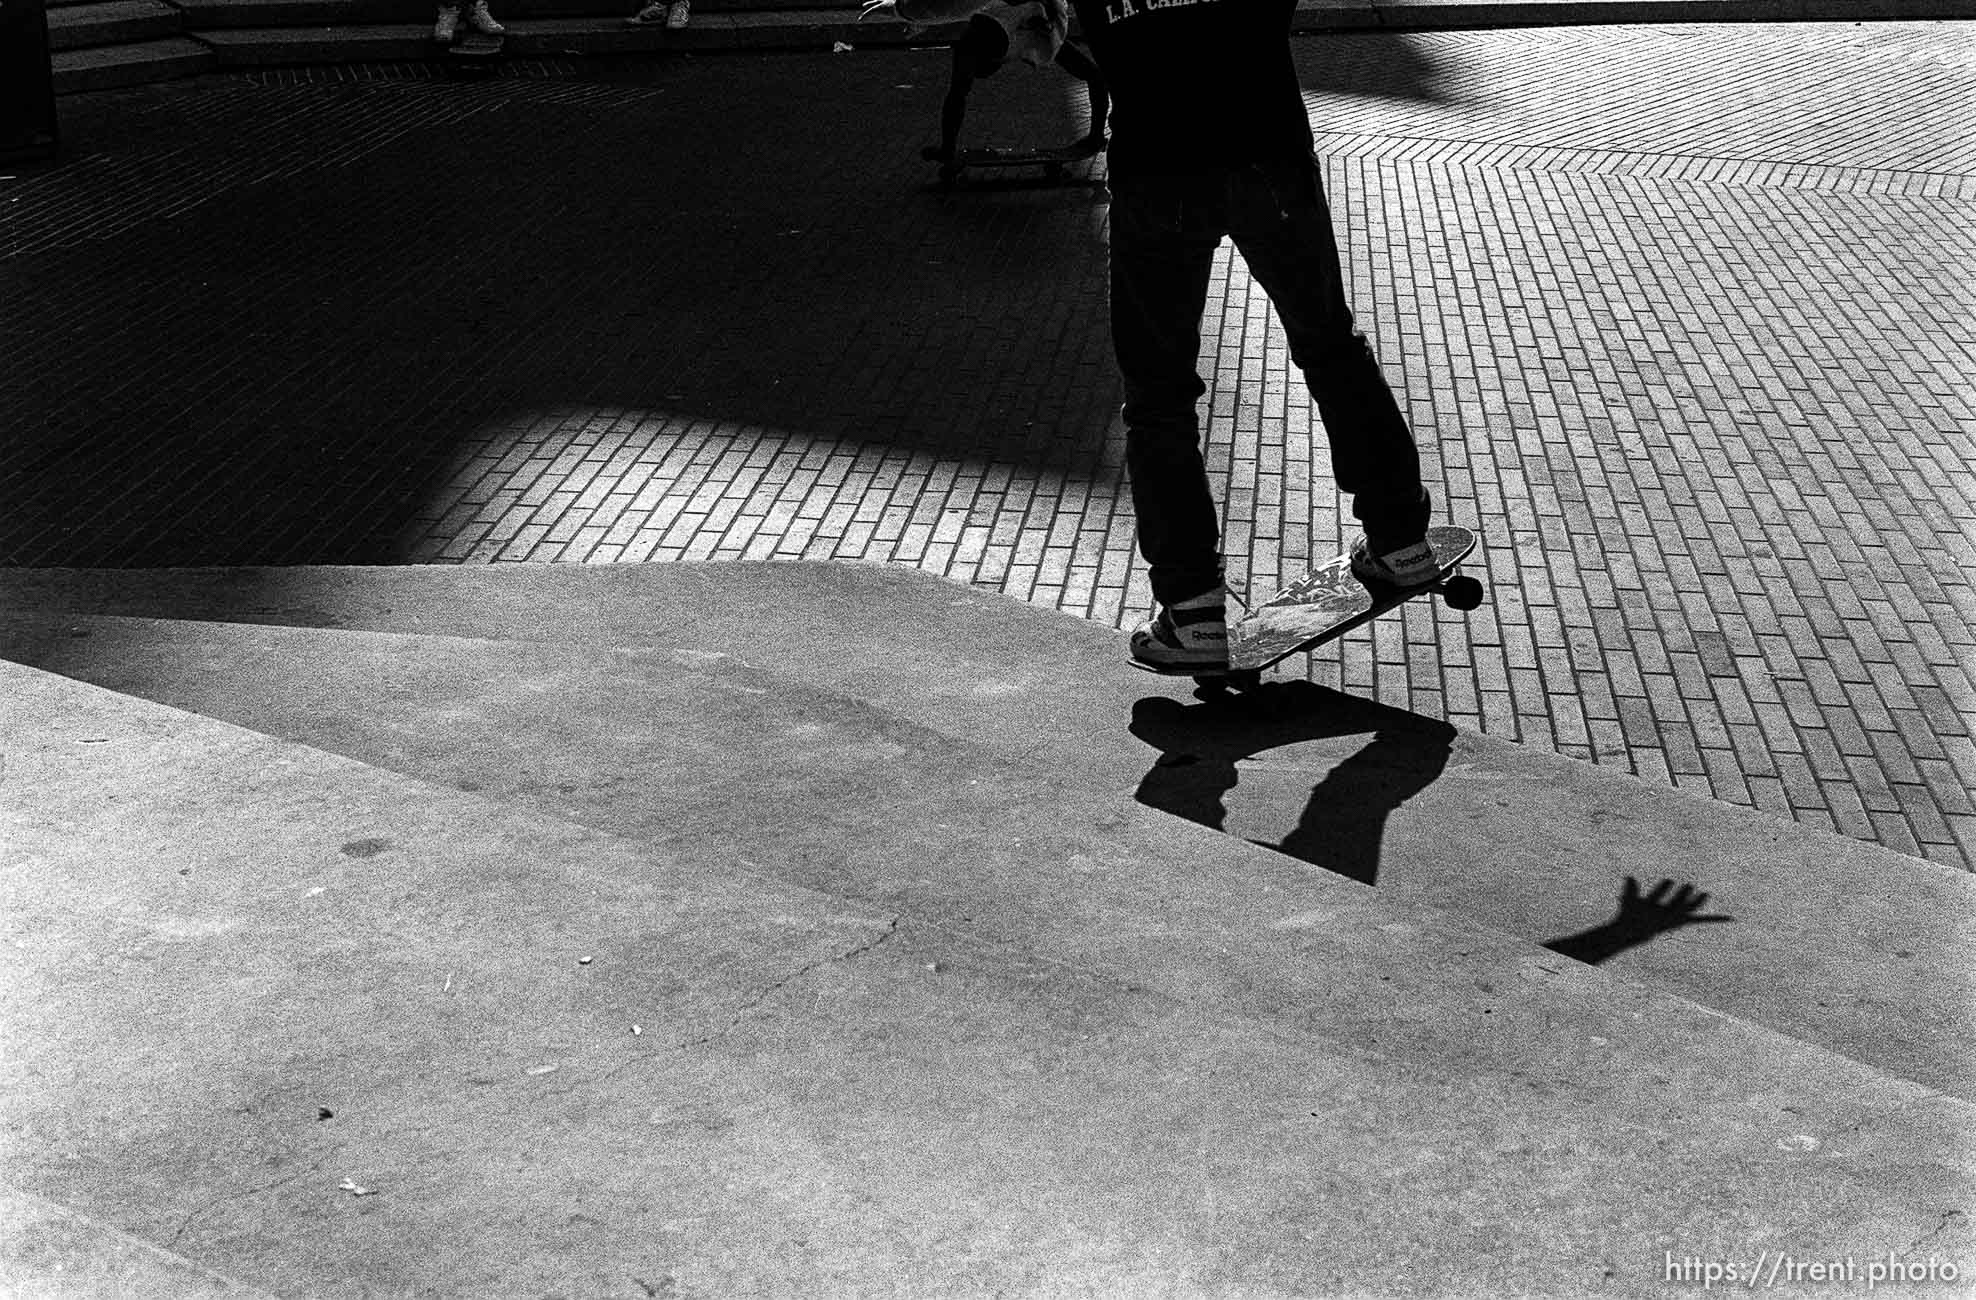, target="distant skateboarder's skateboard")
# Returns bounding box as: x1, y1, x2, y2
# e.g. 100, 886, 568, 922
444, 29, 504, 68
1136, 525, 1485, 691
927, 141, 1098, 187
